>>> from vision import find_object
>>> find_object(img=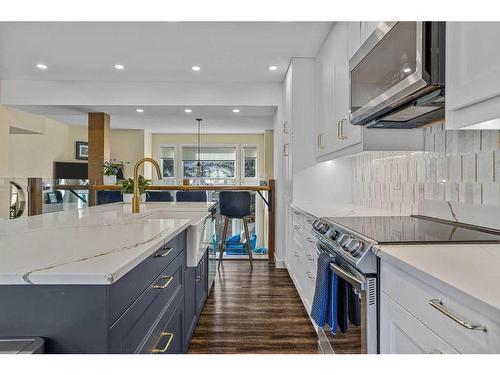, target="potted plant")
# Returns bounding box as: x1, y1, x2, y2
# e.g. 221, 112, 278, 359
120, 176, 151, 204
102, 159, 126, 185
